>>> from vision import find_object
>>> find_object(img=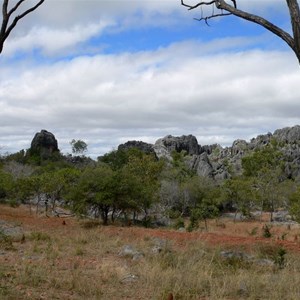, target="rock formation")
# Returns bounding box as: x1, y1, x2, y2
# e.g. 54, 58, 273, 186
118, 125, 300, 181
30, 129, 59, 158
154, 135, 200, 159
